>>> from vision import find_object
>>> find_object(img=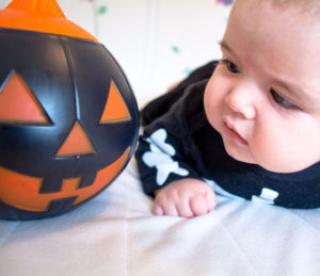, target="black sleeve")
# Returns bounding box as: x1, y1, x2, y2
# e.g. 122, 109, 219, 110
135, 84, 206, 196
135, 62, 218, 196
